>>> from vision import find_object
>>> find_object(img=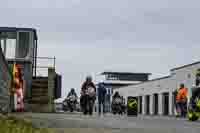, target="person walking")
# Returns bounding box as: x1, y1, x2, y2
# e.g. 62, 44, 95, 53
97, 83, 107, 116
